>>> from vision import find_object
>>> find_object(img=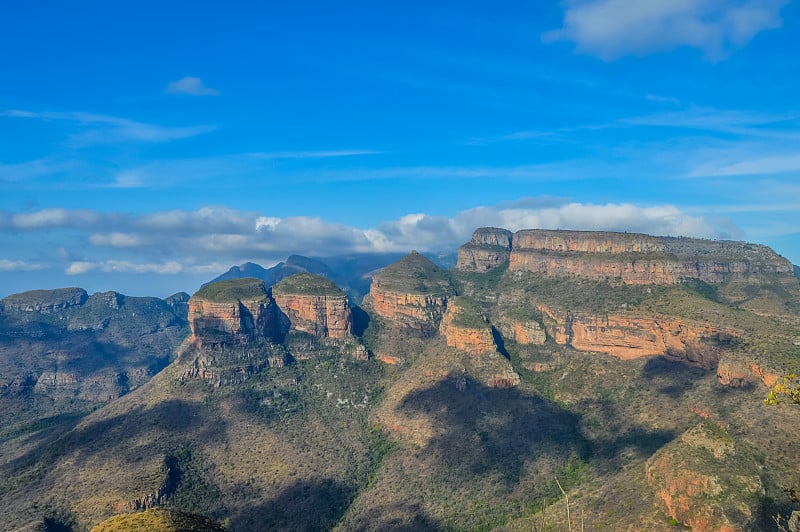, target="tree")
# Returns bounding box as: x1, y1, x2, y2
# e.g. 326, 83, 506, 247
765, 374, 800, 405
